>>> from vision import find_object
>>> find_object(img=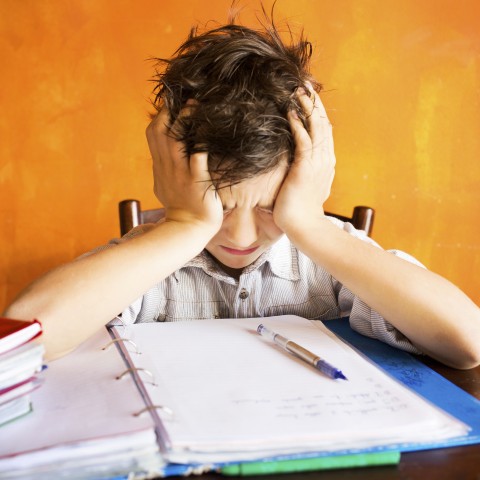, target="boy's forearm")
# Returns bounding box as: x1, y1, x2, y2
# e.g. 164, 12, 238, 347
284, 218, 480, 369
3, 221, 215, 360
